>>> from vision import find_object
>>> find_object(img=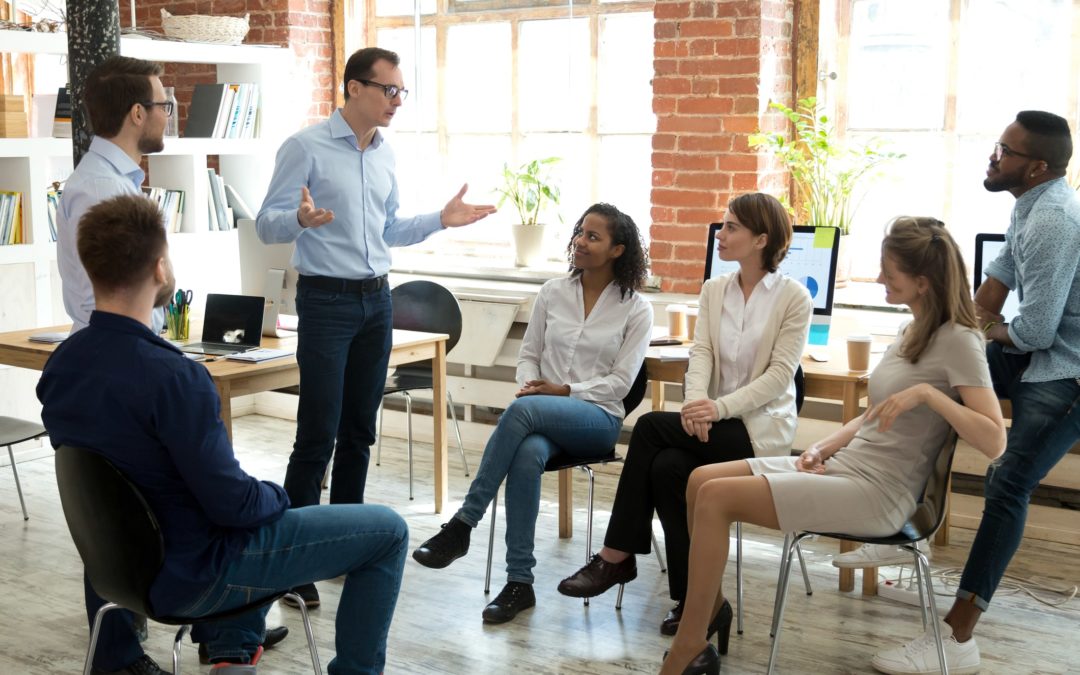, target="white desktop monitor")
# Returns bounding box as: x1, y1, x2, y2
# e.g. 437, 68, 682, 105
237, 218, 298, 336
973, 233, 1021, 323
703, 224, 841, 316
